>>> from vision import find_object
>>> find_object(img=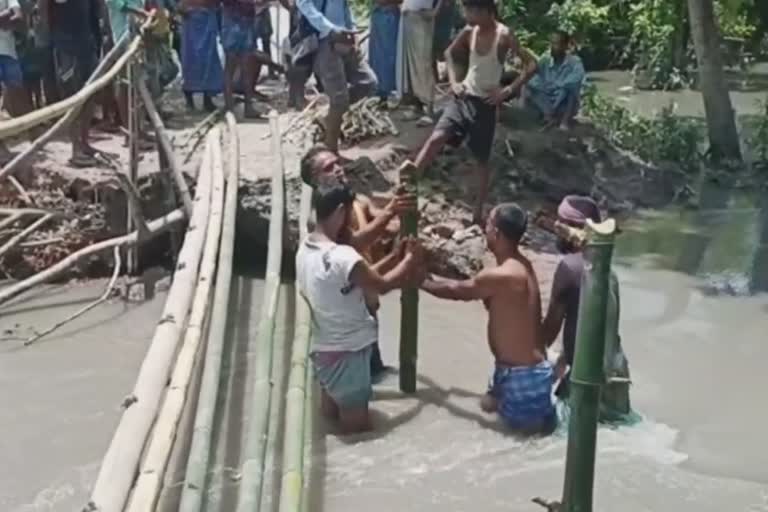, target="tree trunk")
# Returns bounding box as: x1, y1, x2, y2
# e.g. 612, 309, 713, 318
687, 0, 743, 163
